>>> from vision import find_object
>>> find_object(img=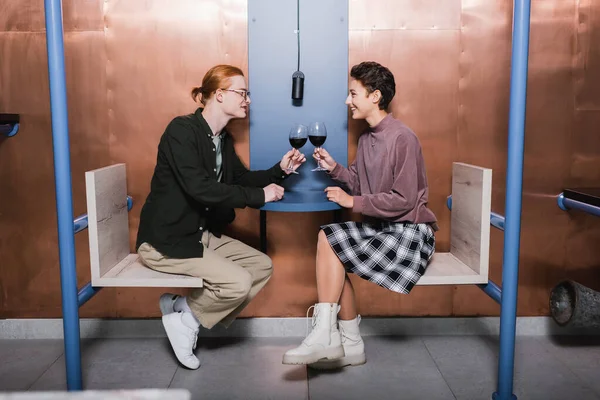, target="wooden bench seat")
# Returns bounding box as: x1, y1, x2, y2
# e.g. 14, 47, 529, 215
85, 164, 203, 287
85, 162, 490, 287
417, 162, 491, 285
